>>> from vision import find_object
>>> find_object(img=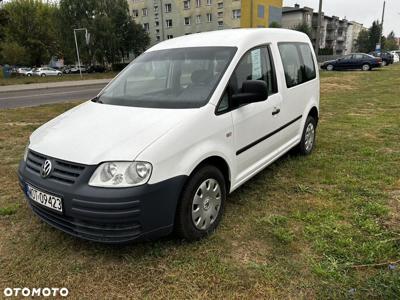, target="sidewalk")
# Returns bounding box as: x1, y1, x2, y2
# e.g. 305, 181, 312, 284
0, 78, 112, 93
